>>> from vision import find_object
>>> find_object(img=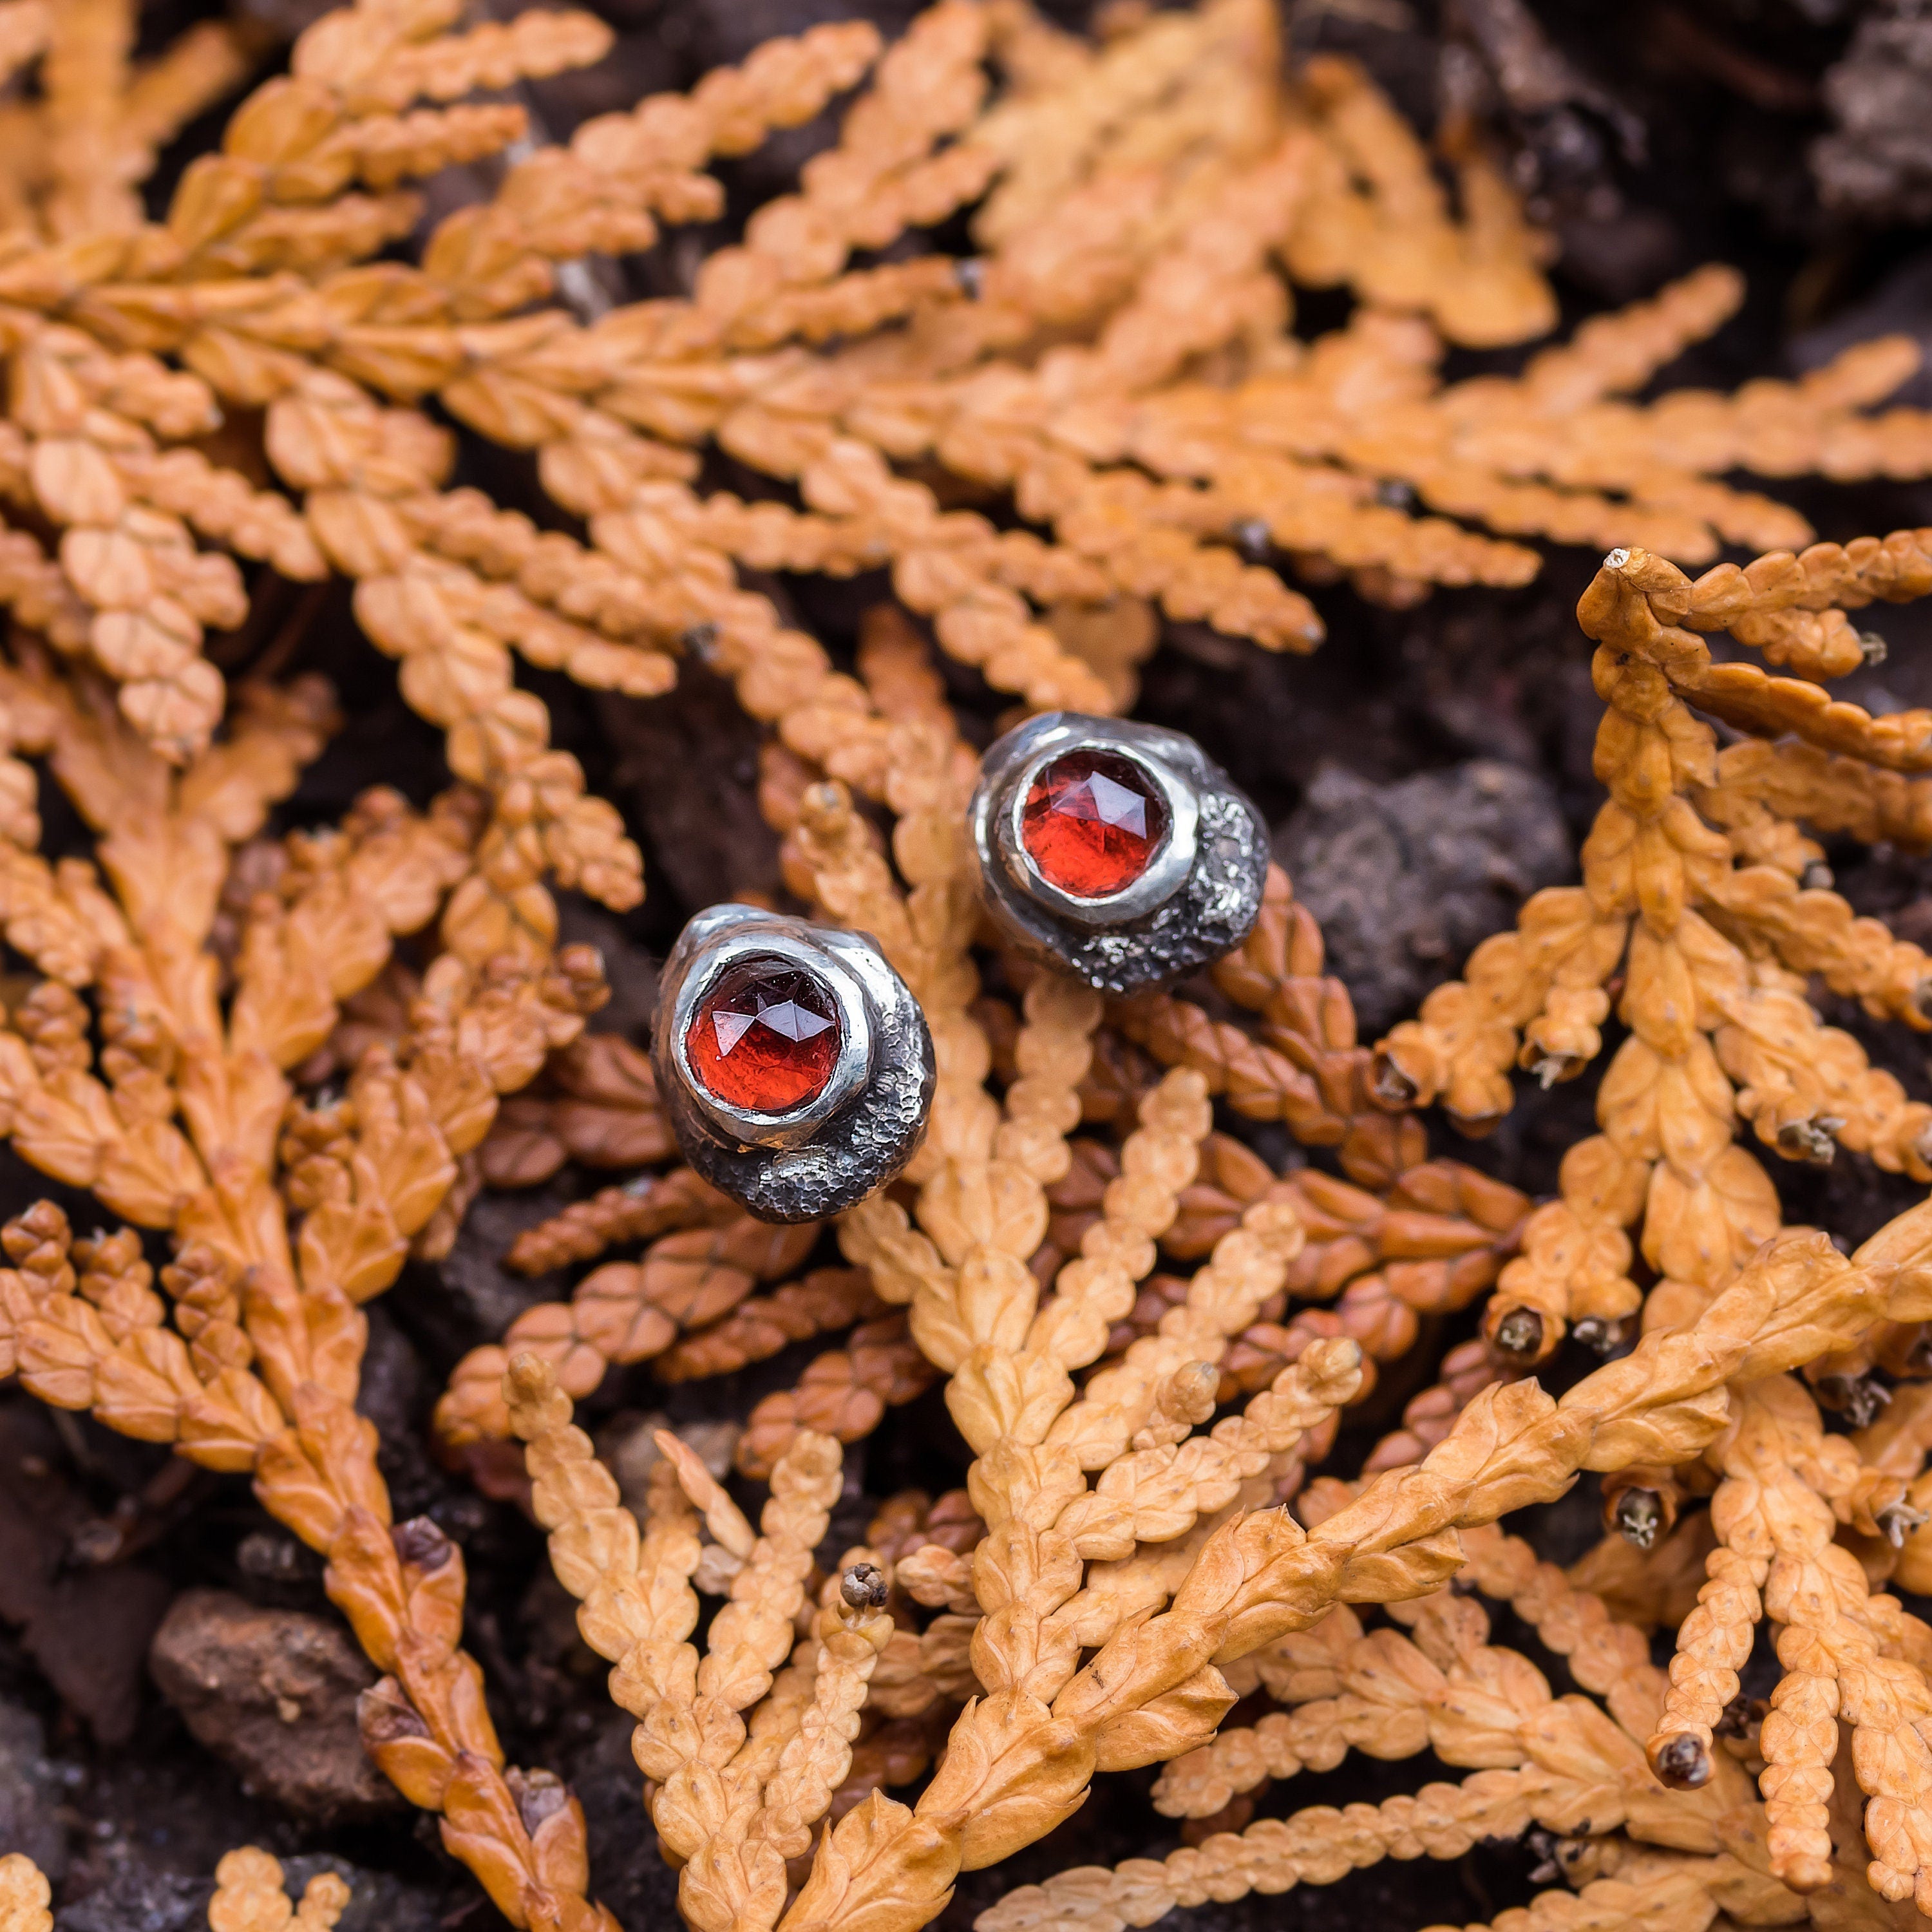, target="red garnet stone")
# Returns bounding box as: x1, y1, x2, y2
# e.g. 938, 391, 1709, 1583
687, 956, 842, 1112
1020, 748, 1169, 899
